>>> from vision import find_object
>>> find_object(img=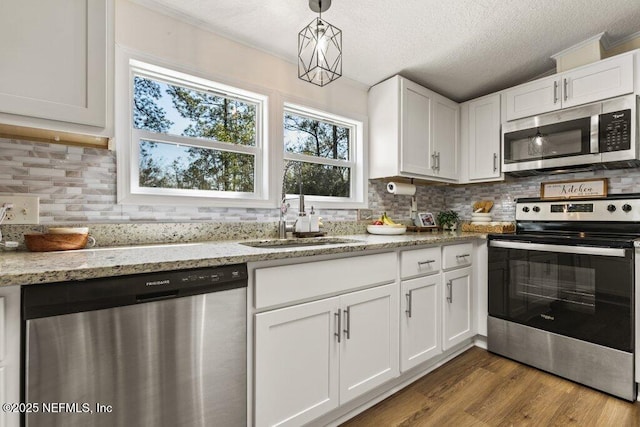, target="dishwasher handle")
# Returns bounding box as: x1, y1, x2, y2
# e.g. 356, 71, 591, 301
136, 290, 180, 303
